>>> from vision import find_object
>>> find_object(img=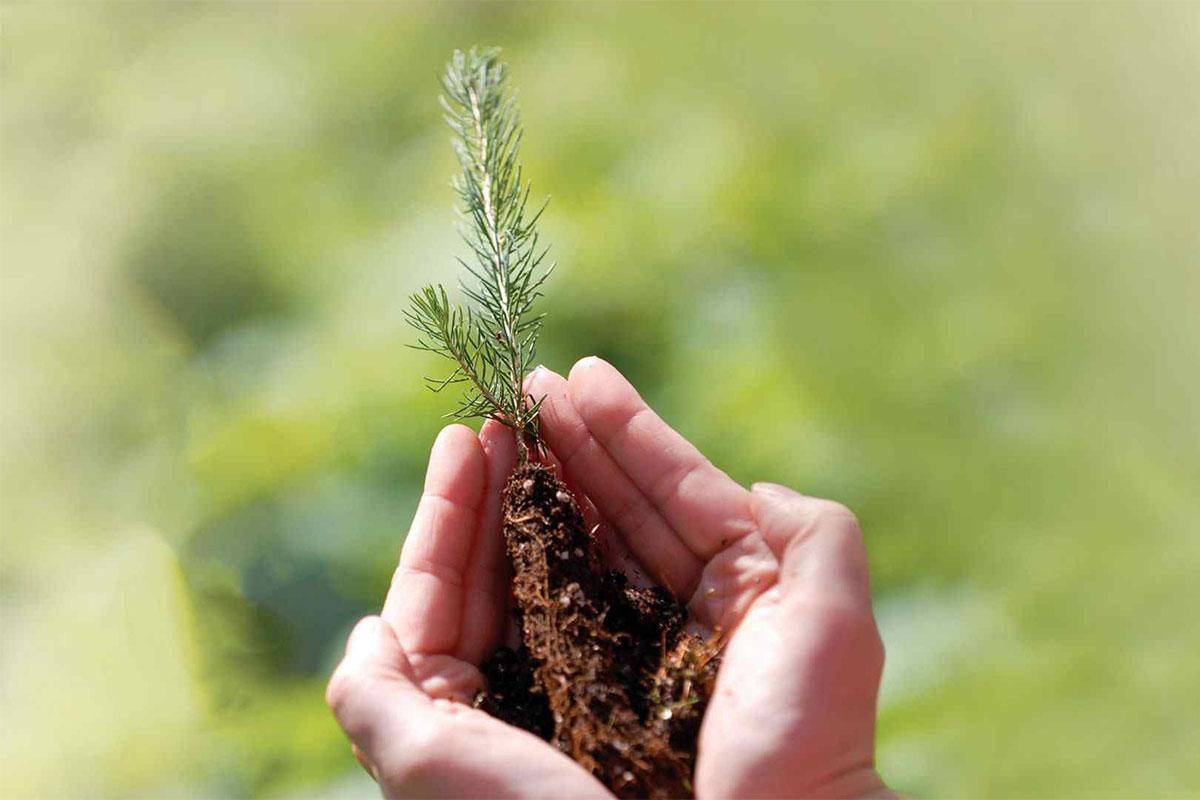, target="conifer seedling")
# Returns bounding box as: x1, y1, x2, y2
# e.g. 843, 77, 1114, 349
406, 48, 720, 800
405, 47, 550, 465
